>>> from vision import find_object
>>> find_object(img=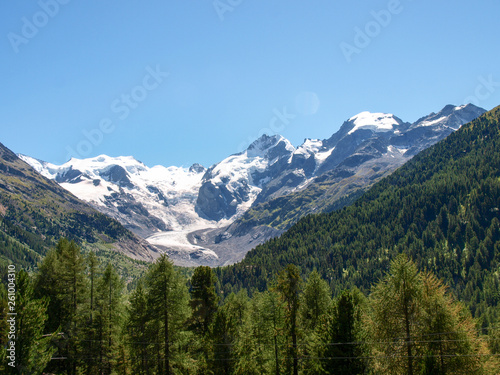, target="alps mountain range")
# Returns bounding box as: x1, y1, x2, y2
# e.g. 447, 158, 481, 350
20, 104, 486, 266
